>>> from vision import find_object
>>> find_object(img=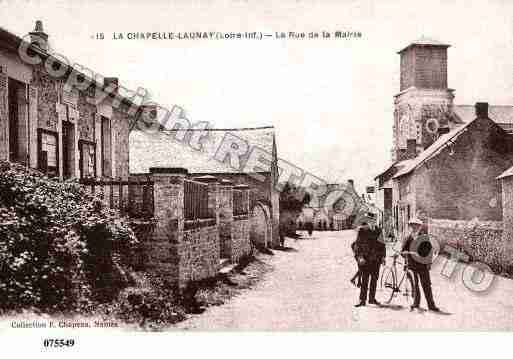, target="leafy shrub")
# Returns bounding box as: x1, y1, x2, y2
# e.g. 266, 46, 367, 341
100, 273, 185, 329
0, 161, 138, 313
